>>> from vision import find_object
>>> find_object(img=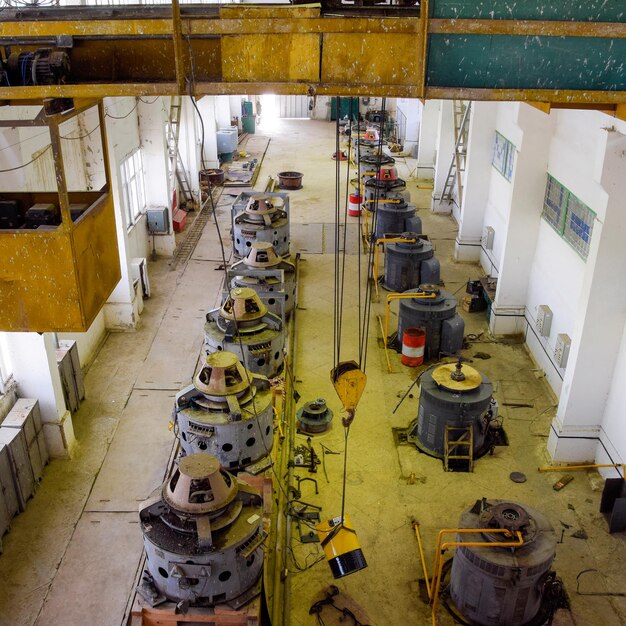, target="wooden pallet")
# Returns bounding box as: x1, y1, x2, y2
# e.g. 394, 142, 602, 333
129, 594, 261, 626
